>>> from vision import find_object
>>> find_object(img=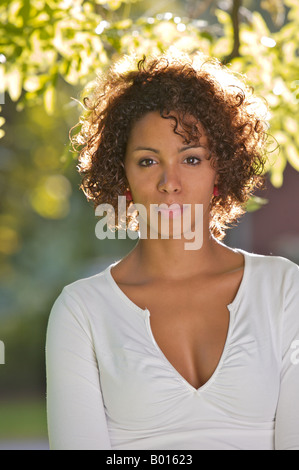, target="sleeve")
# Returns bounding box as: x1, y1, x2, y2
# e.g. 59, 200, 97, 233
45, 287, 112, 450
275, 263, 299, 450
